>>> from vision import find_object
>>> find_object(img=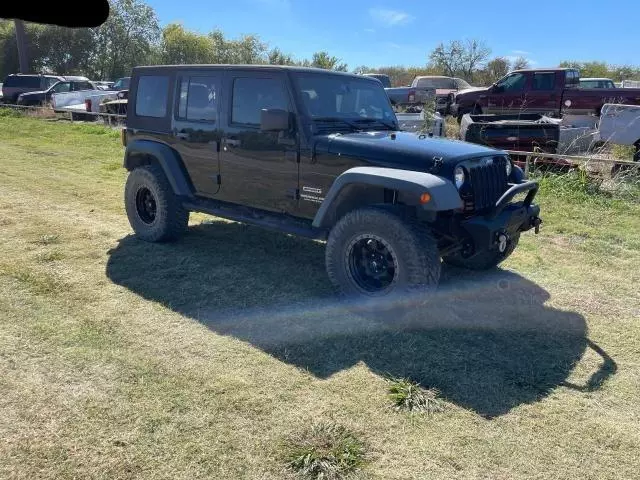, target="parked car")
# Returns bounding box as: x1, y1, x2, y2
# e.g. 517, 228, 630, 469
17, 79, 98, 106
386, 75, 474, 112
94, 81, 115, 90
597, 103, 640, 162
120, 65, 542, 298
99, 89, 128, 119
413, 76, 473, 114
579, 78, 616, 89
51, 85, 122, 120
362, 73, 392, 88
450, 68, 640, 120
1, 73, 65, 103
113, 77, 130, 91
